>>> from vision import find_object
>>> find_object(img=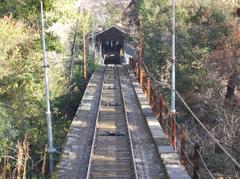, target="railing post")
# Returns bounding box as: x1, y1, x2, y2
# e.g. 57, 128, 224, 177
143, 73, 147, 96
159, 95, 163, 125
140, 68, 143, 88
134, 62, 137, 76
142, 72, 145, 93
150, 87, 153, 106
132, 61, 135, 75
147, 78, 151, 104
164, 105, 169, 142
153, 87, 157, 114
171, 113, 176, 149
193, 143, 200, 179
136, 63, 139, 79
